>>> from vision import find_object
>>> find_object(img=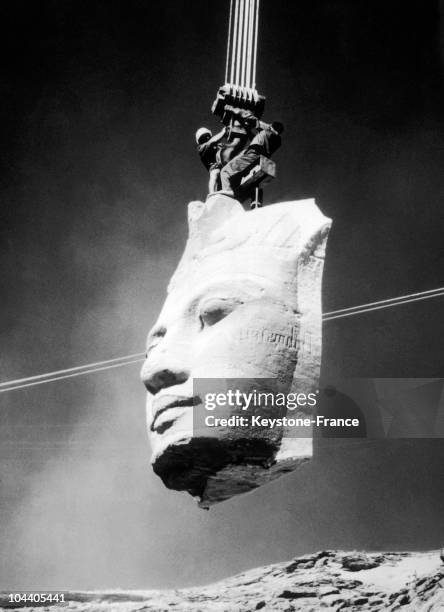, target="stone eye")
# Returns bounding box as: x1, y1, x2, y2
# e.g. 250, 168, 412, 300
198, 298, 238, 328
